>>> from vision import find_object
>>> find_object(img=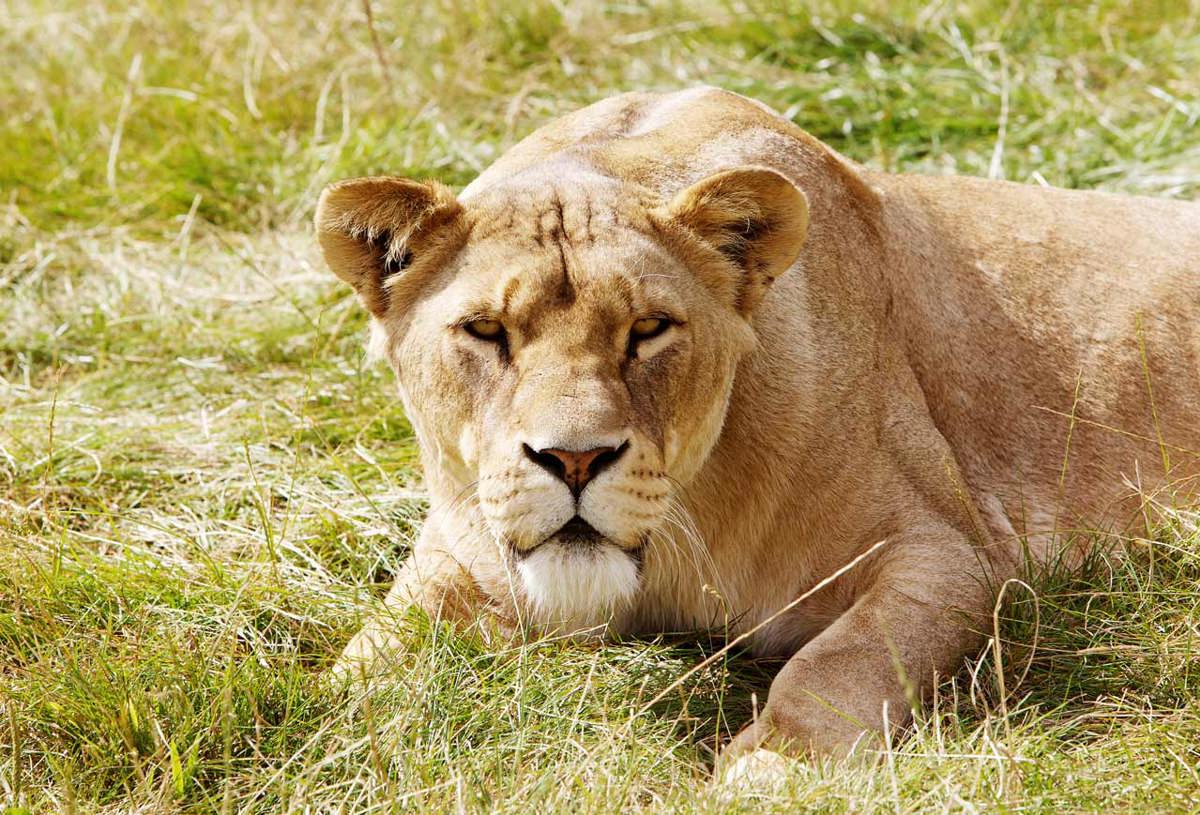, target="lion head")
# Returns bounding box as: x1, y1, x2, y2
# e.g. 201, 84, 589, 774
316, 160, 808, 633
